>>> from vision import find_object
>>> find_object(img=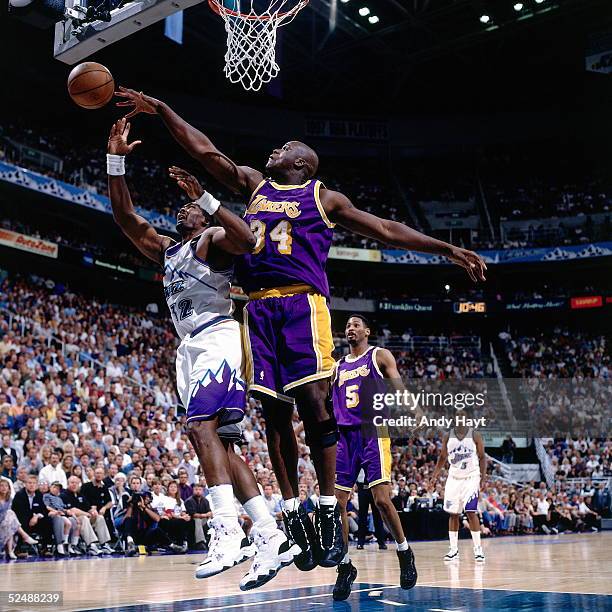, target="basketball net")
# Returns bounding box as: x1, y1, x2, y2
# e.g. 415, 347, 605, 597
209, 0, 308, 92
